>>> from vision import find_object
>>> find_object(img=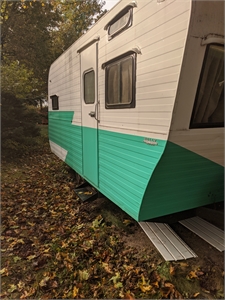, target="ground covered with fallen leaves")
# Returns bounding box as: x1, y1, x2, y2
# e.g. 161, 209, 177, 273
1, 127, 224, 299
